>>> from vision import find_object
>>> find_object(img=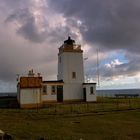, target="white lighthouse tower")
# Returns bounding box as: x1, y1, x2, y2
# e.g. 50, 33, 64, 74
58, 36, 85, 101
